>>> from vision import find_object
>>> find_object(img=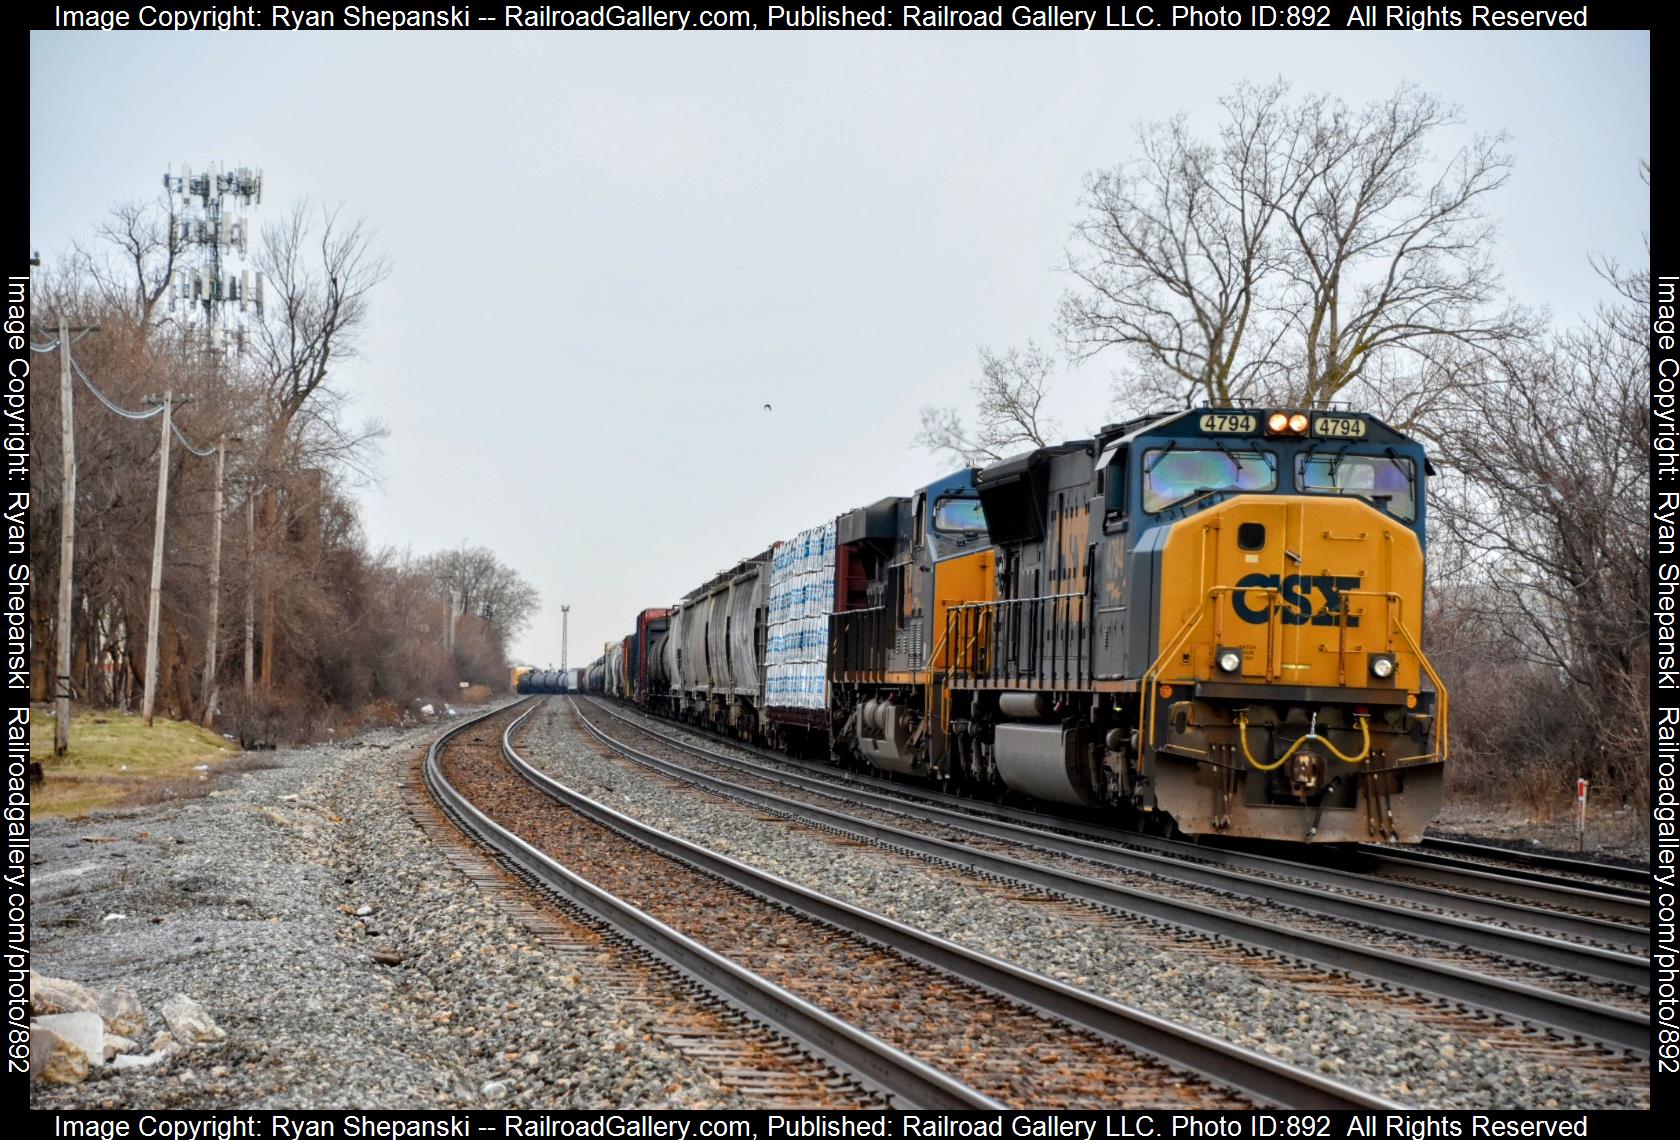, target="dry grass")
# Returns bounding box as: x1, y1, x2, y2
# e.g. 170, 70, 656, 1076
30, 706, 241, 818
461, 684, 495, 704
